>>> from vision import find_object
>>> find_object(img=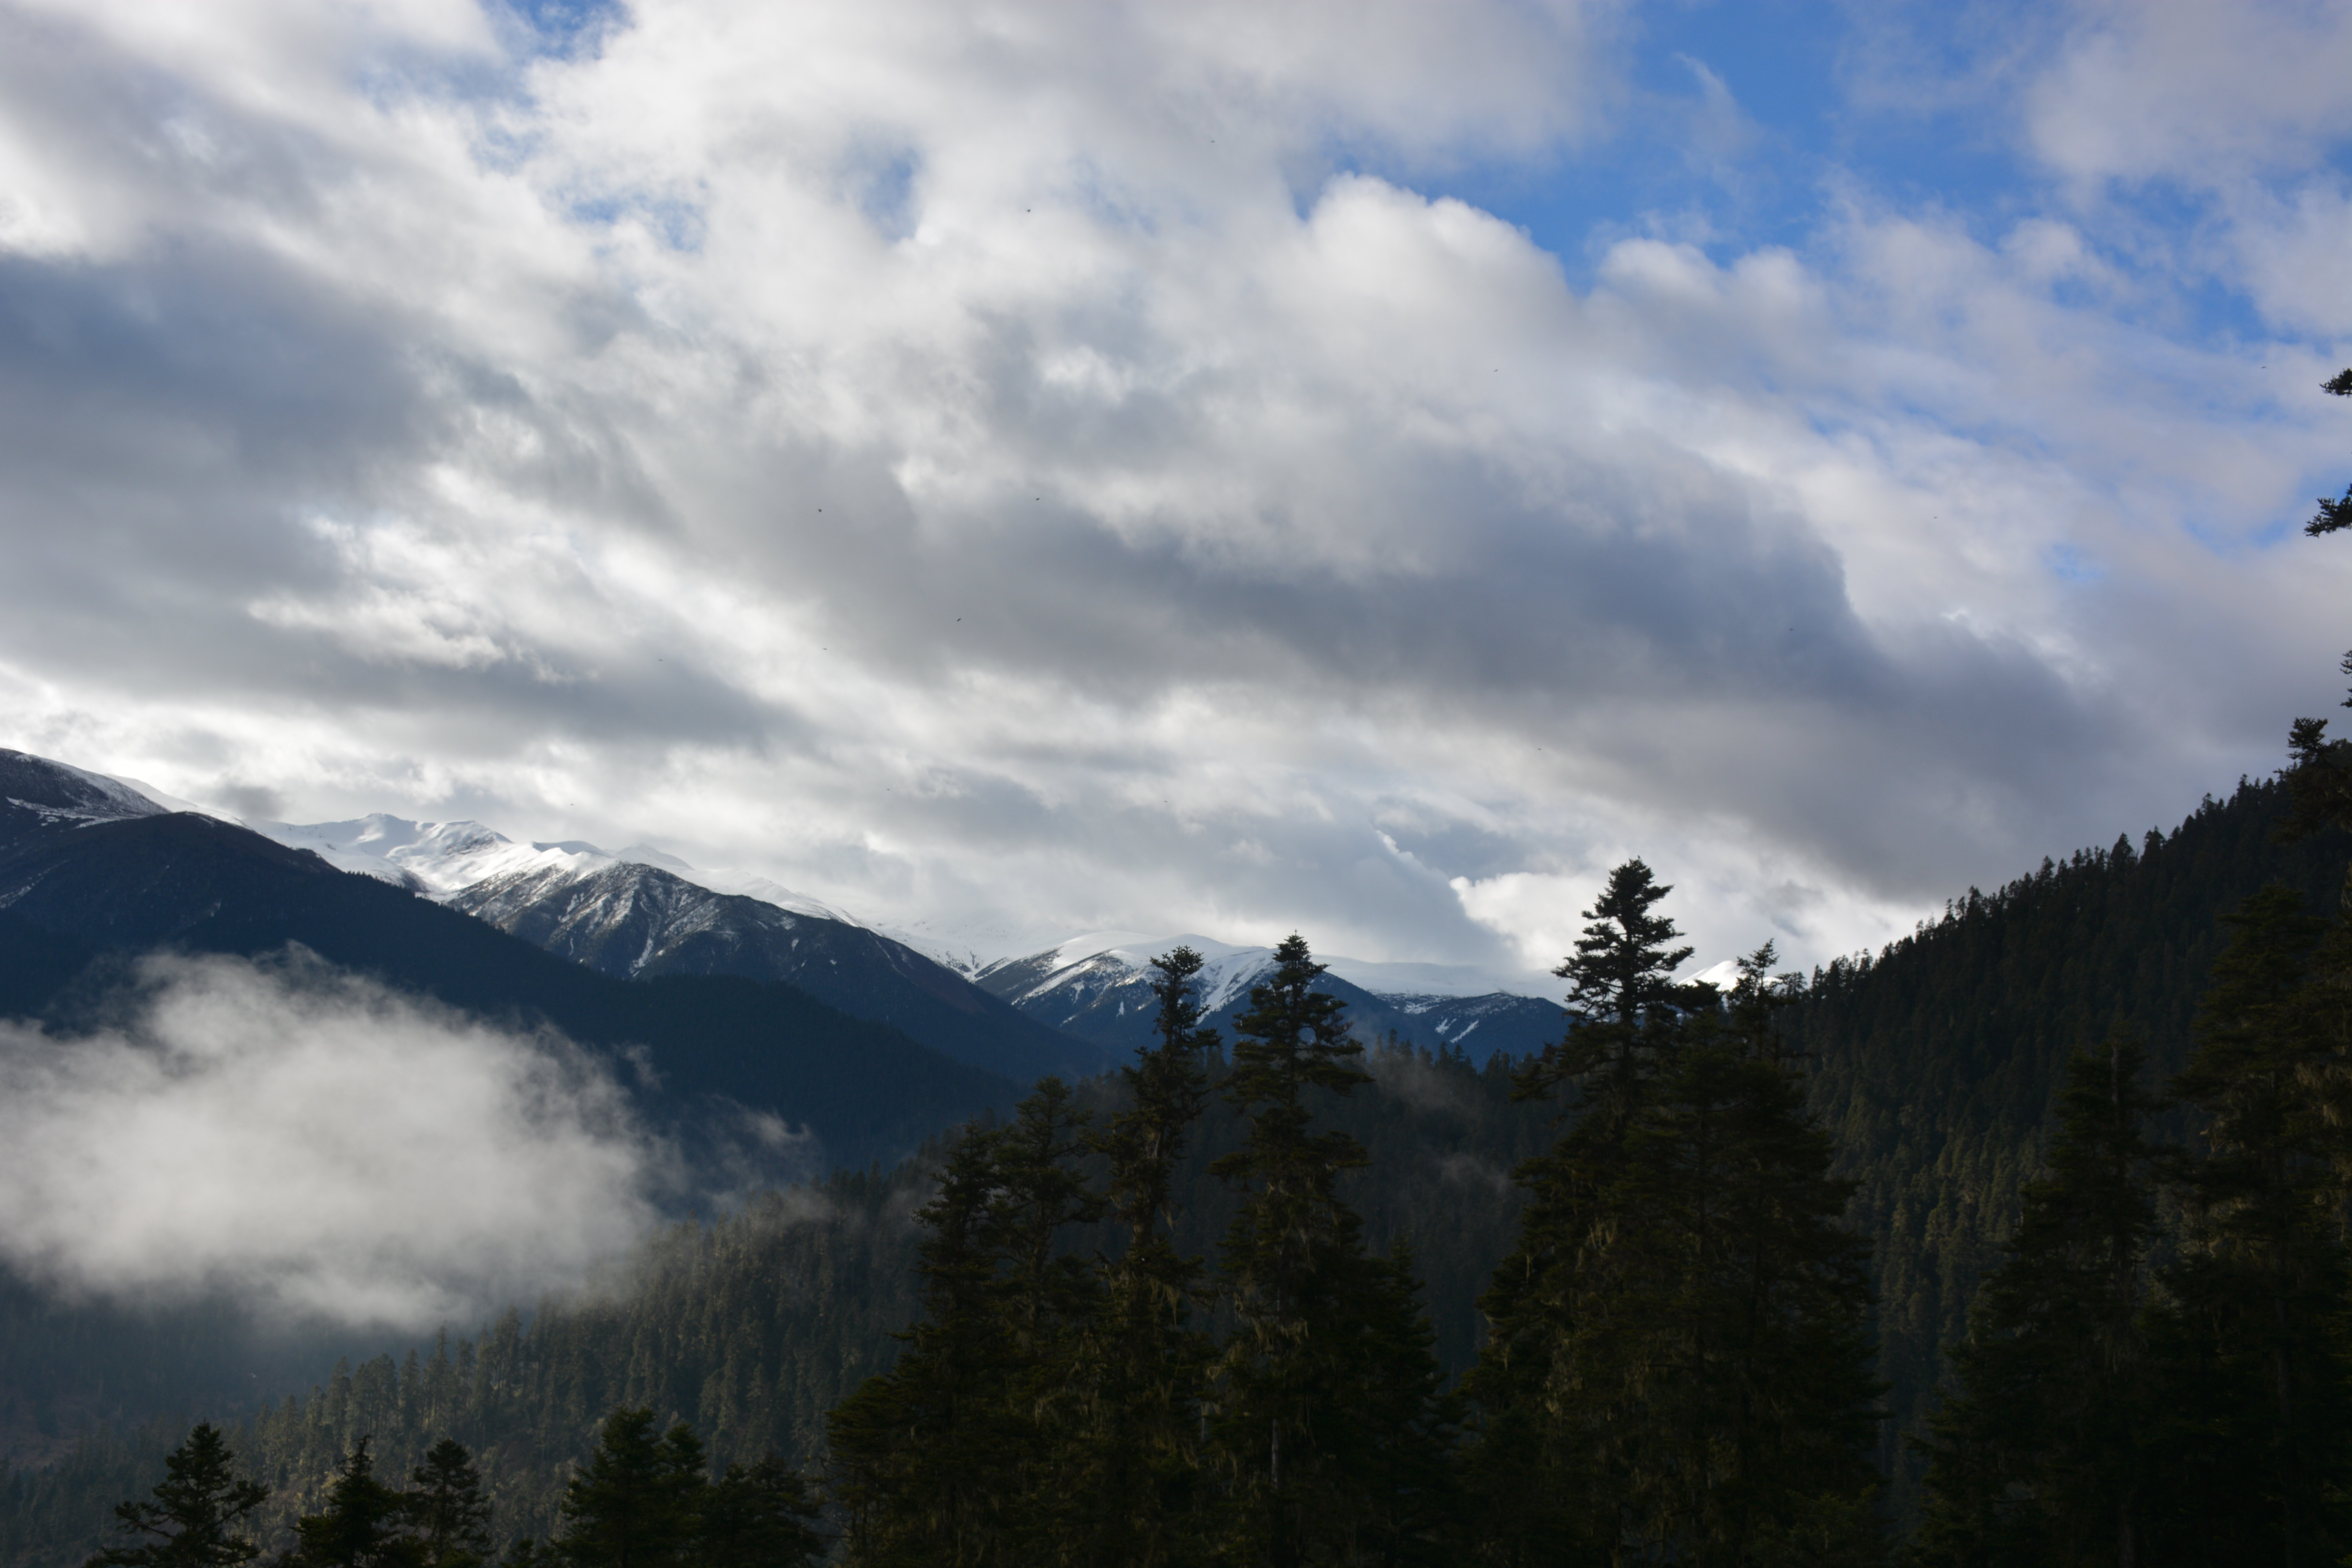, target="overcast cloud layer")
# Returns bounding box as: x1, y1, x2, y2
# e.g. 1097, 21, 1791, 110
1, 0, 2347, 982
0, 951, 657, 1326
